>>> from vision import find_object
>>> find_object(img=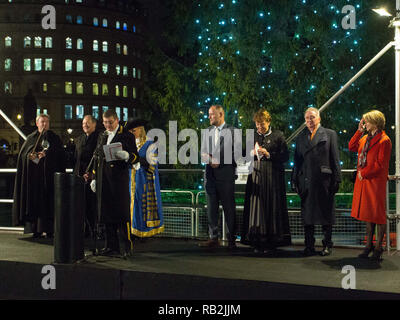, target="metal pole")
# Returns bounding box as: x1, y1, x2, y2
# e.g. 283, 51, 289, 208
287, 41, 395, 143
0, 109, 27, 140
